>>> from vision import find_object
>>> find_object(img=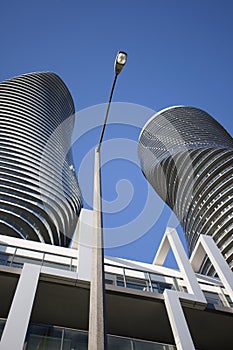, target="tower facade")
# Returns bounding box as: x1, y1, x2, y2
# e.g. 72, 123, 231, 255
0, 72, 82, 246
138, 106, 233, 275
